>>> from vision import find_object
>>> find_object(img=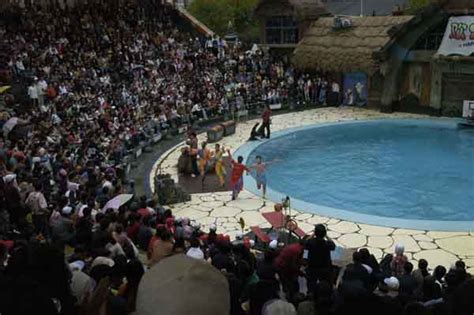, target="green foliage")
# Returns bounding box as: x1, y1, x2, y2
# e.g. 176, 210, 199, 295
408, 0, 436, 13
188, 0, 259, 43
